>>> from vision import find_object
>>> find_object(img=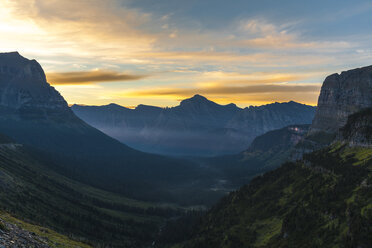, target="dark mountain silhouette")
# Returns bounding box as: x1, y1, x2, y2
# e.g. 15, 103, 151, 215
72, 95, 316, 156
